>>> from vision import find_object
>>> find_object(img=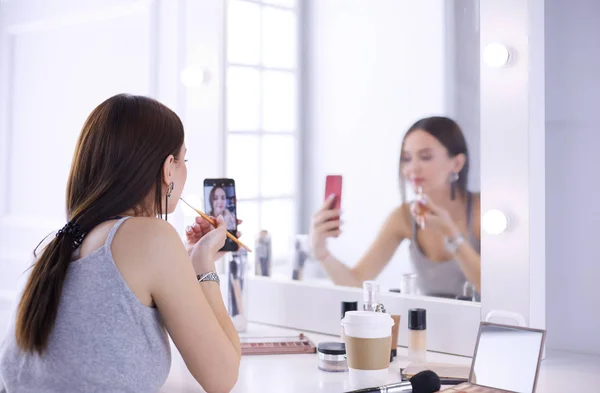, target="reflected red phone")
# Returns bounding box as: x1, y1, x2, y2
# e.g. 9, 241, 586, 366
324, 175, 342, 210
